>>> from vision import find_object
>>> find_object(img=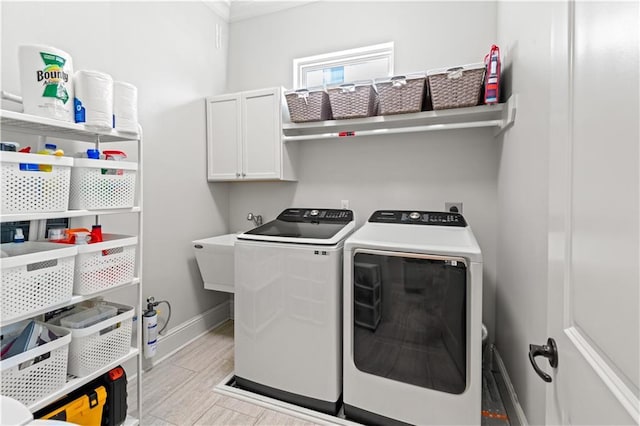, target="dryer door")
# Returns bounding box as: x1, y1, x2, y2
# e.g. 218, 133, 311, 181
352, 249, 468, 394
